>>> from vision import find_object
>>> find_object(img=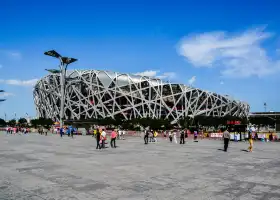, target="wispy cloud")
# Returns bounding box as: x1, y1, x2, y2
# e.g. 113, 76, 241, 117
0, 92, 15, 97
0, 79, 39, 86
9, 52, 22, 59
135, 70, 176, 80
156, 72, 176, 79
220, 81, 224, 85
178, 27, 280, 78
0, 50, 22, 60
135, 70, 158, 77
188, 76, 196, 85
